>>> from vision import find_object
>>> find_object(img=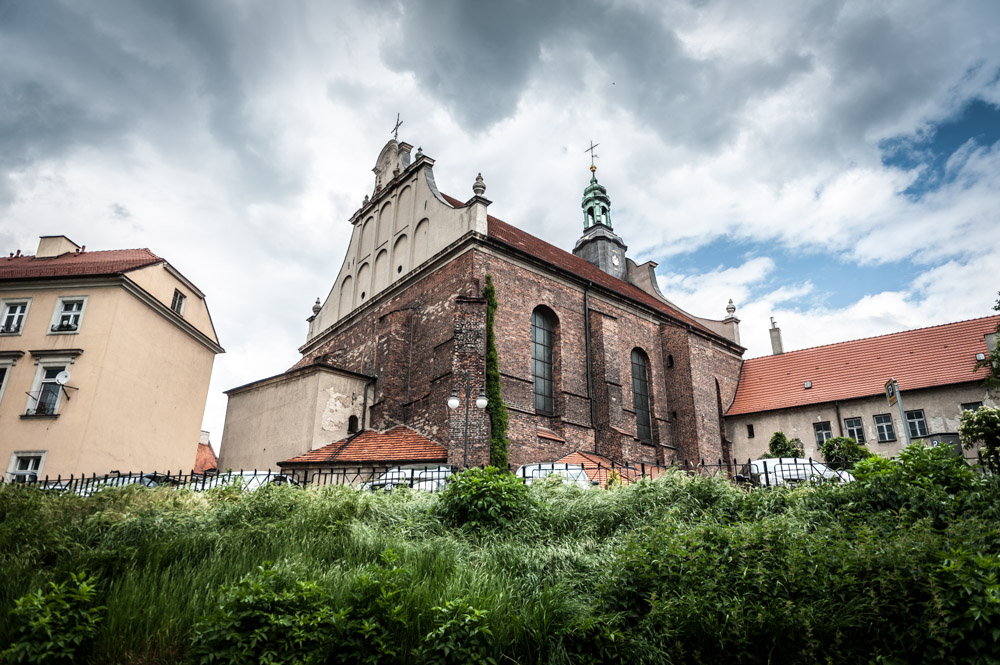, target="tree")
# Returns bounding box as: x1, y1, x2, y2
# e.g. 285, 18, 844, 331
959, 405, 1000, 474
975, 292, 1000, 397
820, 436, 874, 470
761, 431, 804, 459
483, 275, 509, 468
